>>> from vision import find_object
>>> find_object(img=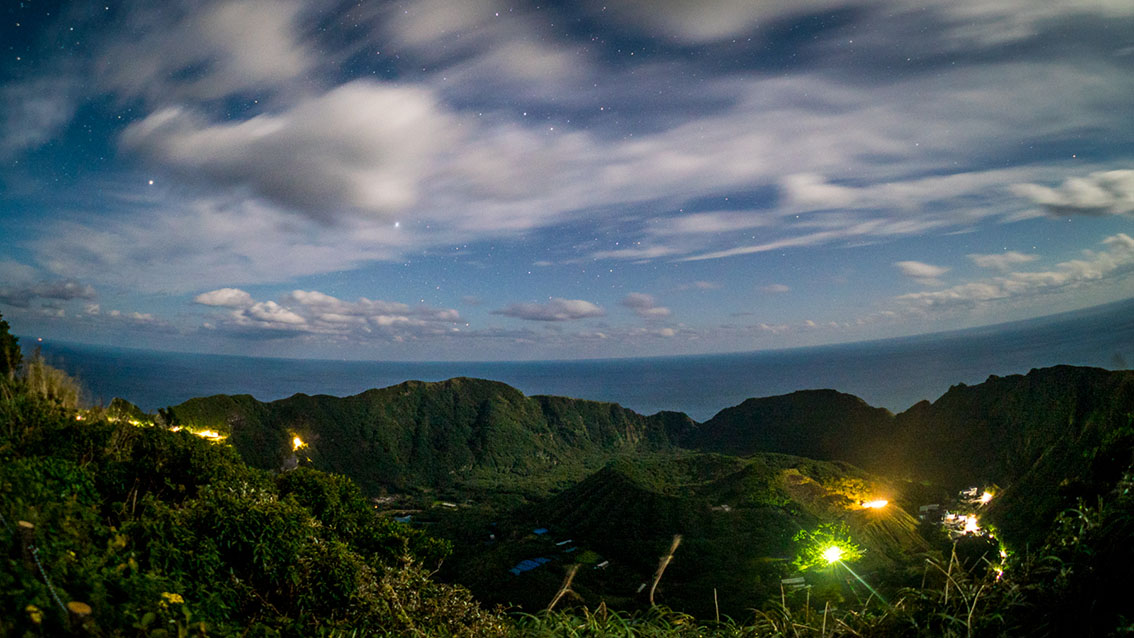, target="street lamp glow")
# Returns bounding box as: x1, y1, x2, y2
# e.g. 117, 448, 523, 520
964, 515, 980, 534
823, 546, 843, 564
980, 491, 993, 504
293, 435, 306, 451
861, 499, 888, 509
